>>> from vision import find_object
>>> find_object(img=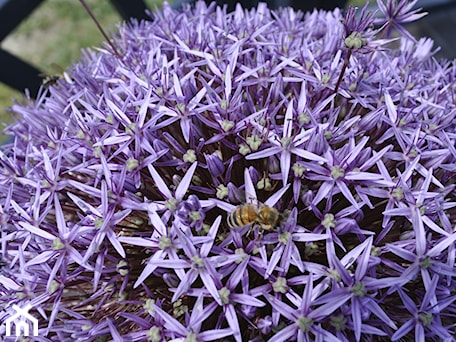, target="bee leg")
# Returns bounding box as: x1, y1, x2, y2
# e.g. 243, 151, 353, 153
246, 225, 255, 238
255, 228, 264, 245
246, 221, 261, 239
